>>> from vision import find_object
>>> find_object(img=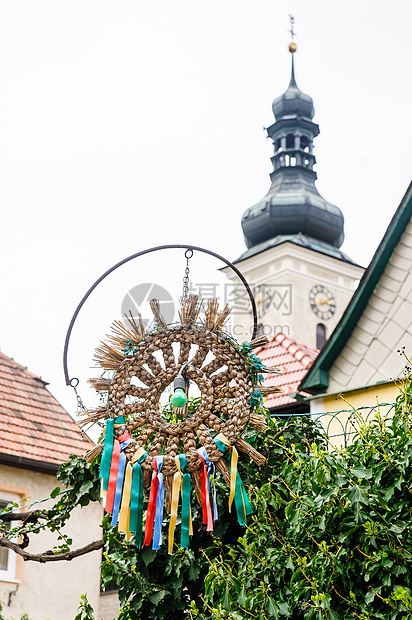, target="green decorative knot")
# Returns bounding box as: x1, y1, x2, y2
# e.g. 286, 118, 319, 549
248, 353, 265, 372
249, 388, 264, 410
240, 341, 253, 352
124, 338, 137, 356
